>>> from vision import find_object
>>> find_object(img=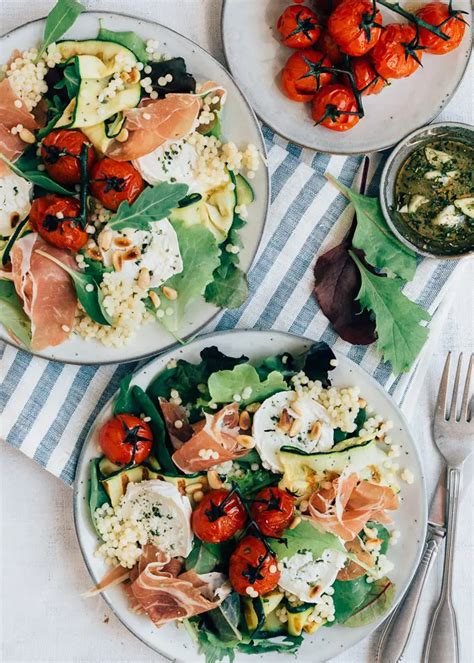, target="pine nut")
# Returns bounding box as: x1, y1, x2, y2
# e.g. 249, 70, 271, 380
162, 286, 178, 300
193, 490, 204, 502
137, 268, 150, 289
309, 421, 321, 441
236, 434, 255, 449
112, 251, 123, 271
309, 584, 321, 598
149, 290, 161, 308
128, 68, 140, 84
289, 418, 301, 437
87, 247, 102, 261
185, 482, 203, 494
123, 247, 141, 261
19, 127, 36, 144
239, 410, 251, 431
277, 408, 292, 433
289, 515, 301, 530
245, 402, 260, 413
116, 127, 129, 143
207, 470, 223, 490
114, 236, 132, 248
99, 230, 112, 252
